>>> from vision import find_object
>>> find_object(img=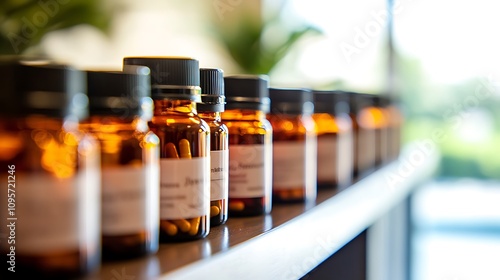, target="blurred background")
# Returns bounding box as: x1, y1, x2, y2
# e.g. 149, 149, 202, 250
2, 0, 500, 279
